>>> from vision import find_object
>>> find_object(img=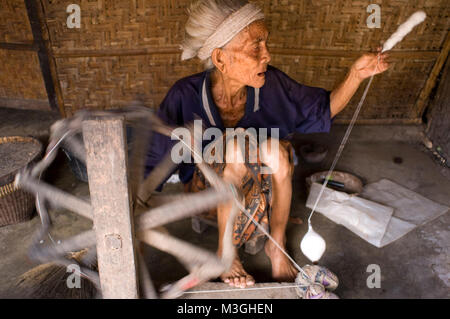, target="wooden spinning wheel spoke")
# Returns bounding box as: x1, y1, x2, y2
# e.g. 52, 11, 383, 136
15, 107, 237, 299
137, 151, 178, 206
17, 170, 93, 220
136, 189, 232, 231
